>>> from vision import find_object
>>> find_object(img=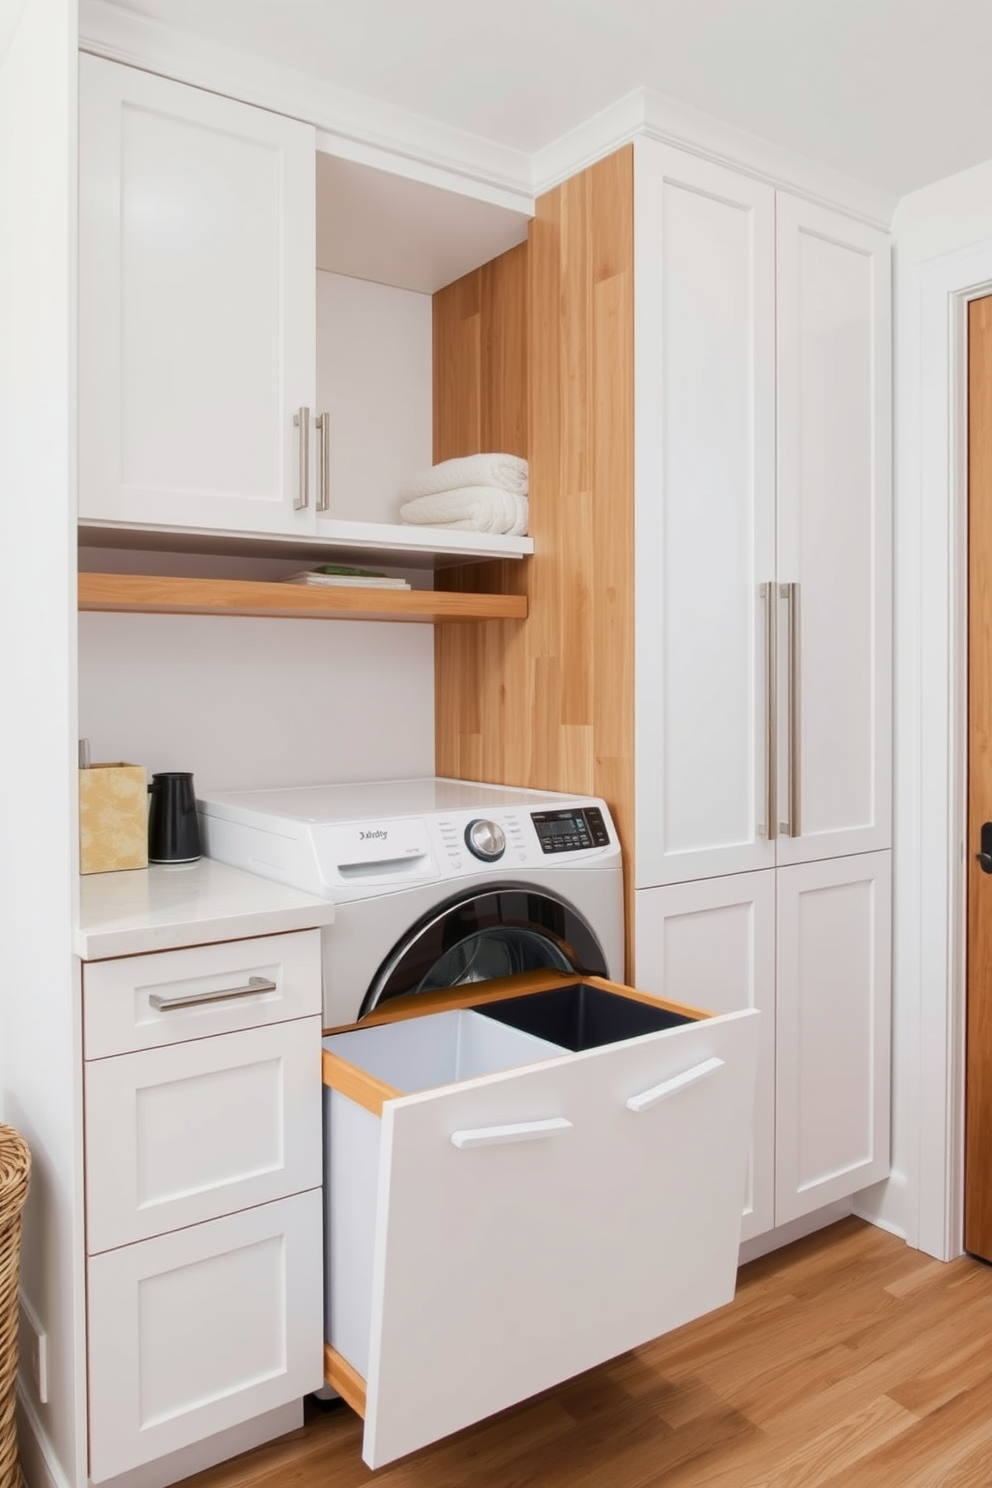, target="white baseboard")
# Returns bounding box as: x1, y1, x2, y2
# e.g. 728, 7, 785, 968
852, 1171, 909, 1241
738, 1199, 855, 1266
16, 1392, 71, 1488
17, 1389, 303, 1488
